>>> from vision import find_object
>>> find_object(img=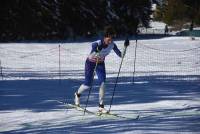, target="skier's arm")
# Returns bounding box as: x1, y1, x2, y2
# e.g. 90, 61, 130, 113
113, 38, 130, 57
113, 44, 122, 58
91, 41, 103, 53
91, 42, 99, 53
90, 42, 102, 59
